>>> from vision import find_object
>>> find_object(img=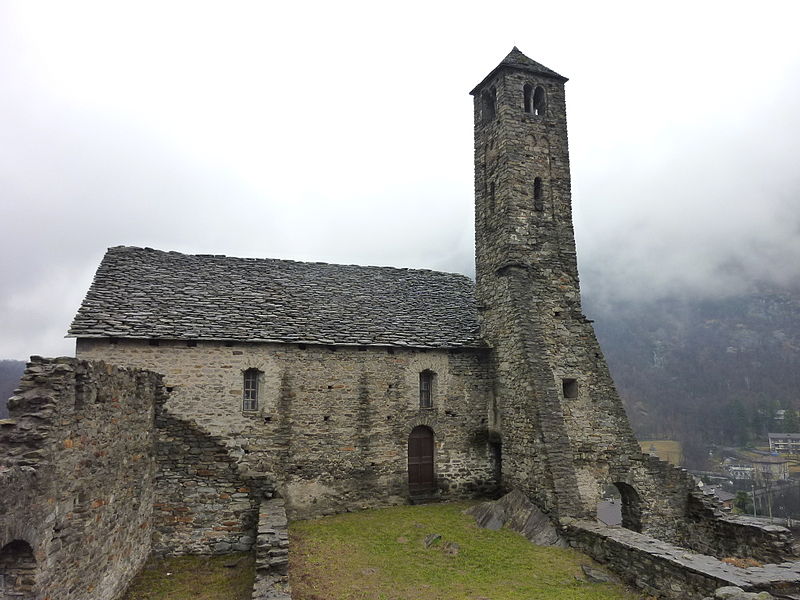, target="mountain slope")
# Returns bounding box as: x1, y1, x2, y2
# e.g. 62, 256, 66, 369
586, 285, 800, 467
0, 359, 26, 419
